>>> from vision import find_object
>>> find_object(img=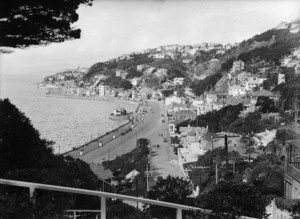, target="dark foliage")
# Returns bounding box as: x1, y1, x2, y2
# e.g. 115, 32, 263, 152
273, 75, 300, 111
0, 99, 54, 176
107, 200, 147, 219
197, 181, 266, 218
0, 0, 93, 50
161, 89, 174, 97
0, 99, 101, 217
229, 111, 266, 134
255, 97, 278, 113
177, 104, 244, 133
101, 75, 133, 90
147, 176, 194, 219
126, 67, 143, 79
248, 161, 284, 197
118, 54, 154, 70
190, 72, 222, 96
